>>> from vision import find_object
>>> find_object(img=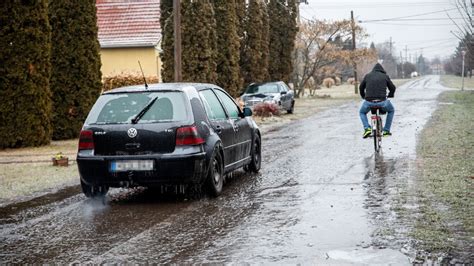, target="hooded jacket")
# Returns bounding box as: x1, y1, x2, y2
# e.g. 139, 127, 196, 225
359, 63, 396, 101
